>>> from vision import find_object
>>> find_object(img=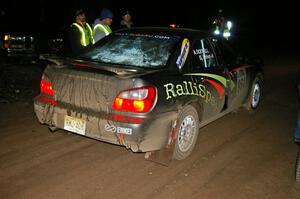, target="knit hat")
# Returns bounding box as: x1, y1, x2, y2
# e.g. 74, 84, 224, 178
100, 8, 113, 19
121, 10, 130, 17
75, 9, 85, 17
